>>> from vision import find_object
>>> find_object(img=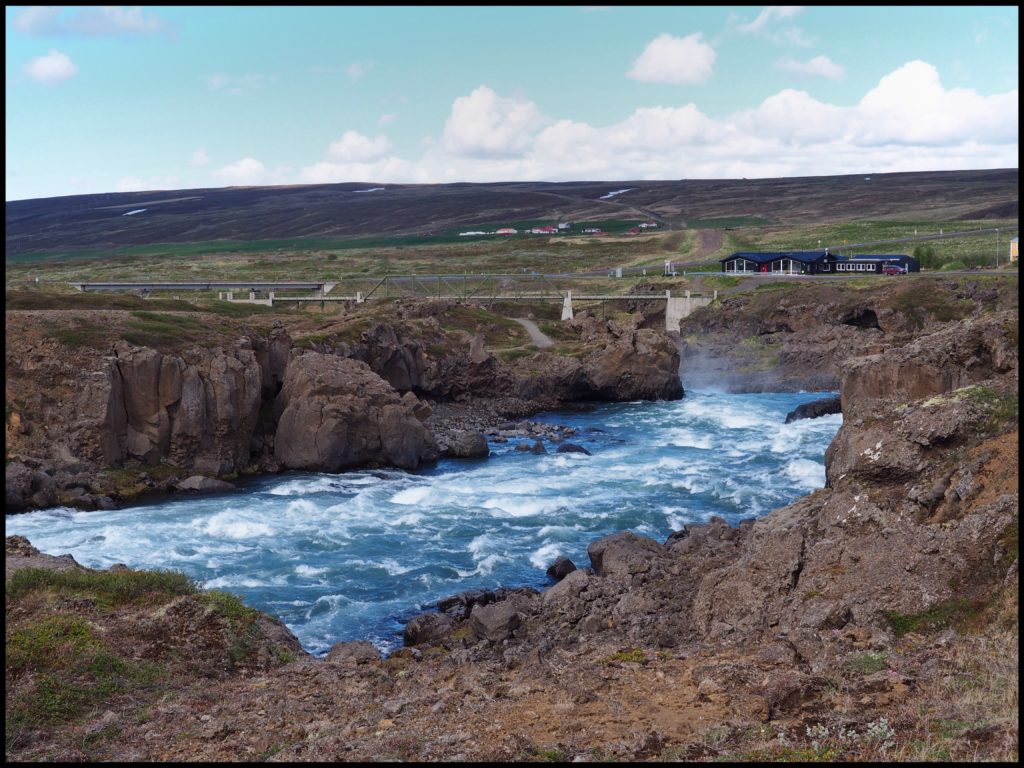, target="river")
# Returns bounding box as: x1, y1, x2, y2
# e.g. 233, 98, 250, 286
5, 390, 842, 657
